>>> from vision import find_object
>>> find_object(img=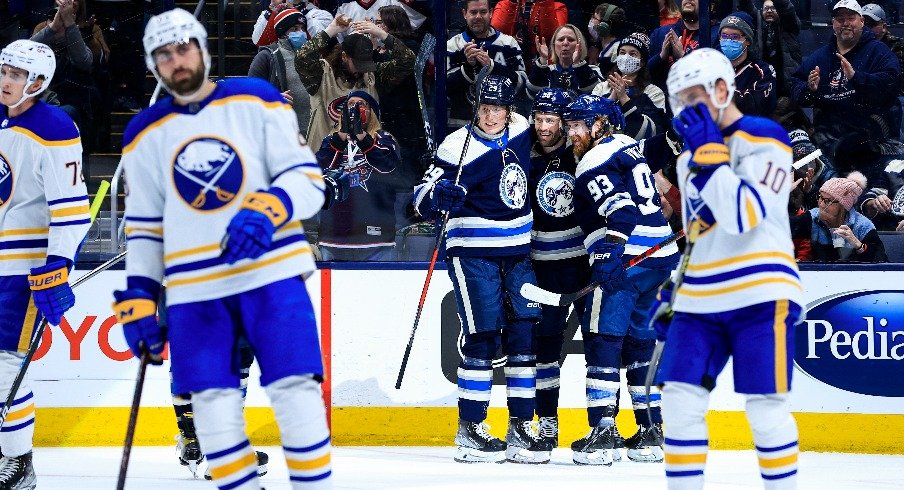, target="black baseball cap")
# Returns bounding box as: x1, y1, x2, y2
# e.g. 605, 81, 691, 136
342, 33, 377, 73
